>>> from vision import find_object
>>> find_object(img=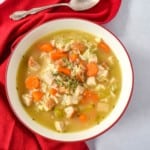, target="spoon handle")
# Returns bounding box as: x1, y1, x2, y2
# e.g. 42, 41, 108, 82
10, 3, 69, 21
